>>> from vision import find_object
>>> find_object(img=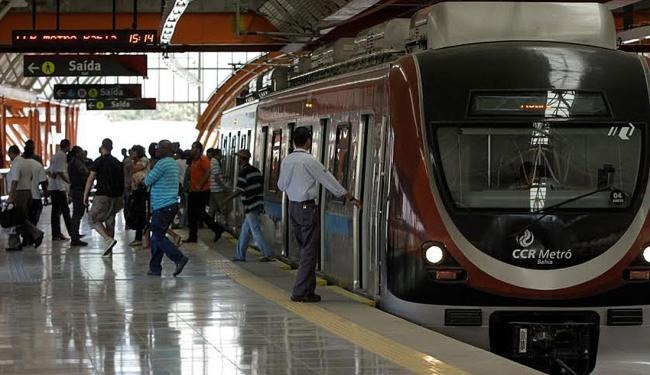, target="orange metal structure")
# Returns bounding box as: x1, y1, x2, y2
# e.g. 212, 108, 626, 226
196, 52, 281, 148
0, 97, 76, 167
